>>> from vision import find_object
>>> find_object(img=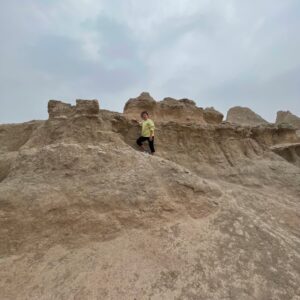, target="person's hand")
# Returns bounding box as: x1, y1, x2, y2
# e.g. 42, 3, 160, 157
149, 136, 153, 141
